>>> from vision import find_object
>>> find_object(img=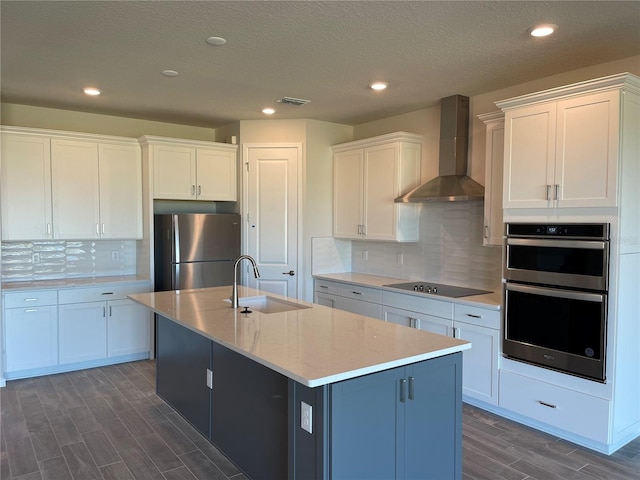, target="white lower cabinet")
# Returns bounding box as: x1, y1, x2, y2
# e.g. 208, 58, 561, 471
313, 280, 383, 319
107, 299, 151, 357
3, 290, 58, 373
499, 370, 609, 443
2, 282, 151, 379
58, 301, 108, 364
58, 284, 151, 364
